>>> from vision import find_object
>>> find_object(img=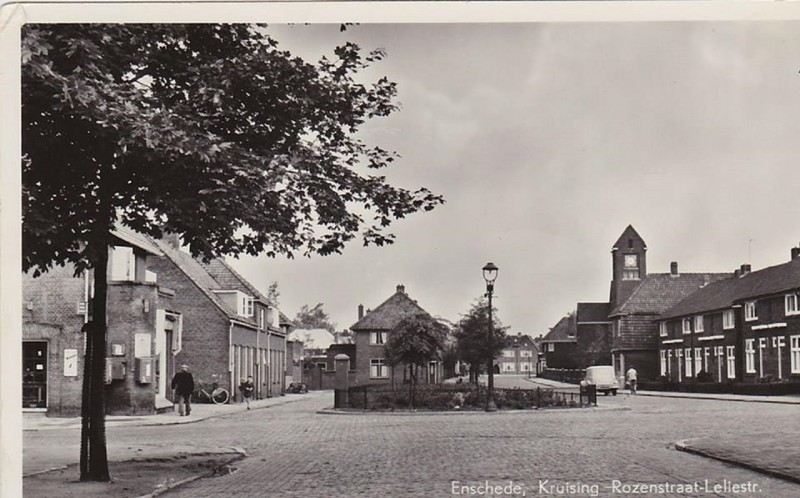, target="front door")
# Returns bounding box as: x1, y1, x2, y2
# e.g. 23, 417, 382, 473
22, 341, 48, 408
